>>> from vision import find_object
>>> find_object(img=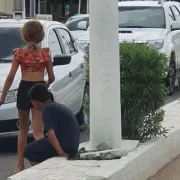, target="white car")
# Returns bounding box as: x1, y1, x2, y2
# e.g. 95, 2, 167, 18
0, 19, 86, 137
66, 0, 180, 95
65, 14, 89, 41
